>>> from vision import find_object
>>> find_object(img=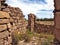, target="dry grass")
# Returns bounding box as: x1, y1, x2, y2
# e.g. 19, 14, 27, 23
36, 21, 54, 25
13, 30, 54, 45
